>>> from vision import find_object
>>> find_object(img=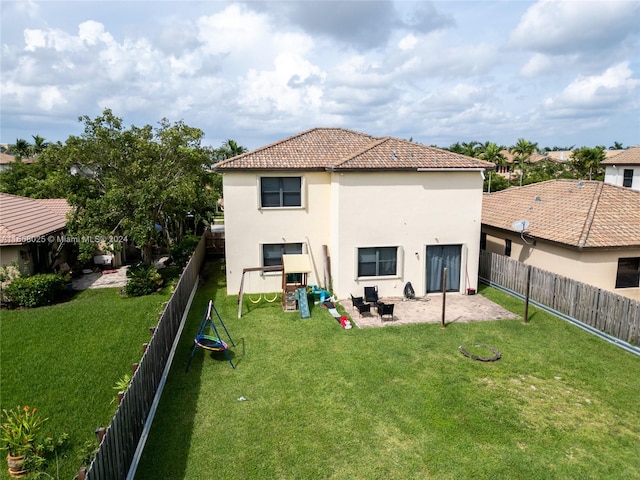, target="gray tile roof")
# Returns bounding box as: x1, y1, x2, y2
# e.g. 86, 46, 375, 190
215, 128, 494, 171
0, 193, 72, 246
482, 179, 640, 249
